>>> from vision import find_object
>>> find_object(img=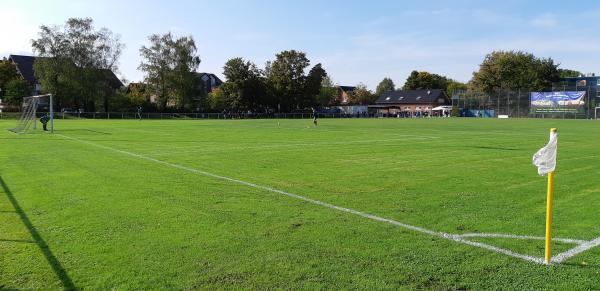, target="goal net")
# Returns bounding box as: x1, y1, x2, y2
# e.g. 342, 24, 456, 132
9, 94, 54, 134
